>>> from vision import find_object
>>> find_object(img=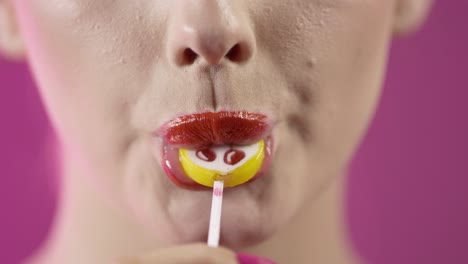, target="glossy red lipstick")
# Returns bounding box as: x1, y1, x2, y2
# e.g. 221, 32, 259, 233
157, 111, 274, 189
159, 111, 272, 148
